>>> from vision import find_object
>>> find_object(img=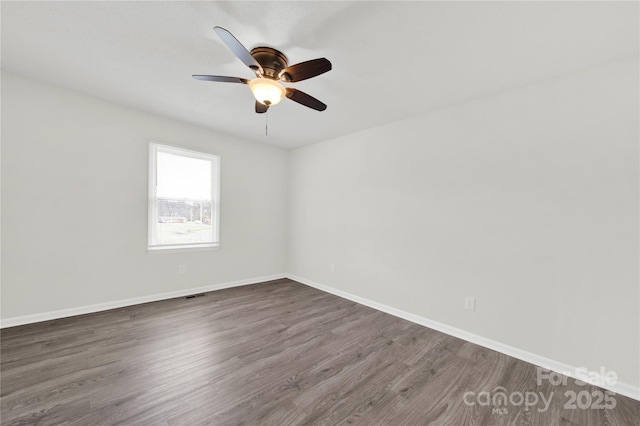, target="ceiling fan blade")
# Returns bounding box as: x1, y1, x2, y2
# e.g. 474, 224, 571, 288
255, 101, 269, 114
213, 26, 263, 74
192, 75, 249, 84
280, 58, 332, 82
285, 88, 327, 111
